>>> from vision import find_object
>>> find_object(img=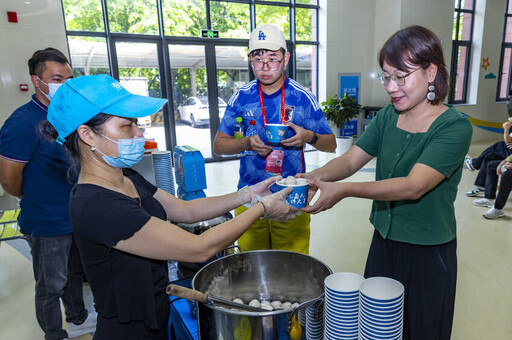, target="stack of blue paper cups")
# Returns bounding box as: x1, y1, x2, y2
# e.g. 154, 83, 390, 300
152, 151, 175, 196
324, 272, 365, 340
358, 277, 404, 340
306, 301, 324, 340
